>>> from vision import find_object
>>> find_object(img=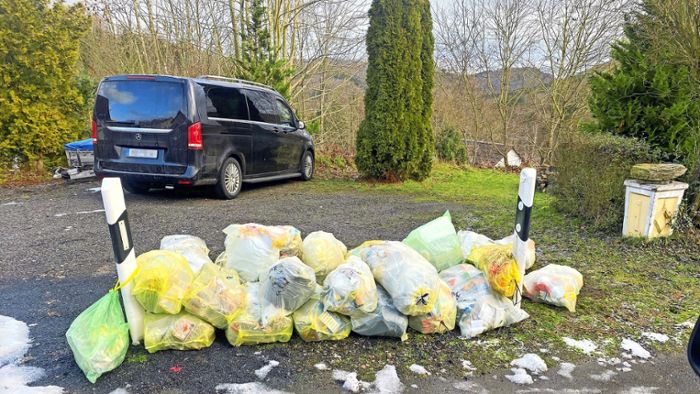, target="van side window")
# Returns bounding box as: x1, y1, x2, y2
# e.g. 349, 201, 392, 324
202, 85, 248, 120
244, 89, 279, 124
275, 99, 295, 127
